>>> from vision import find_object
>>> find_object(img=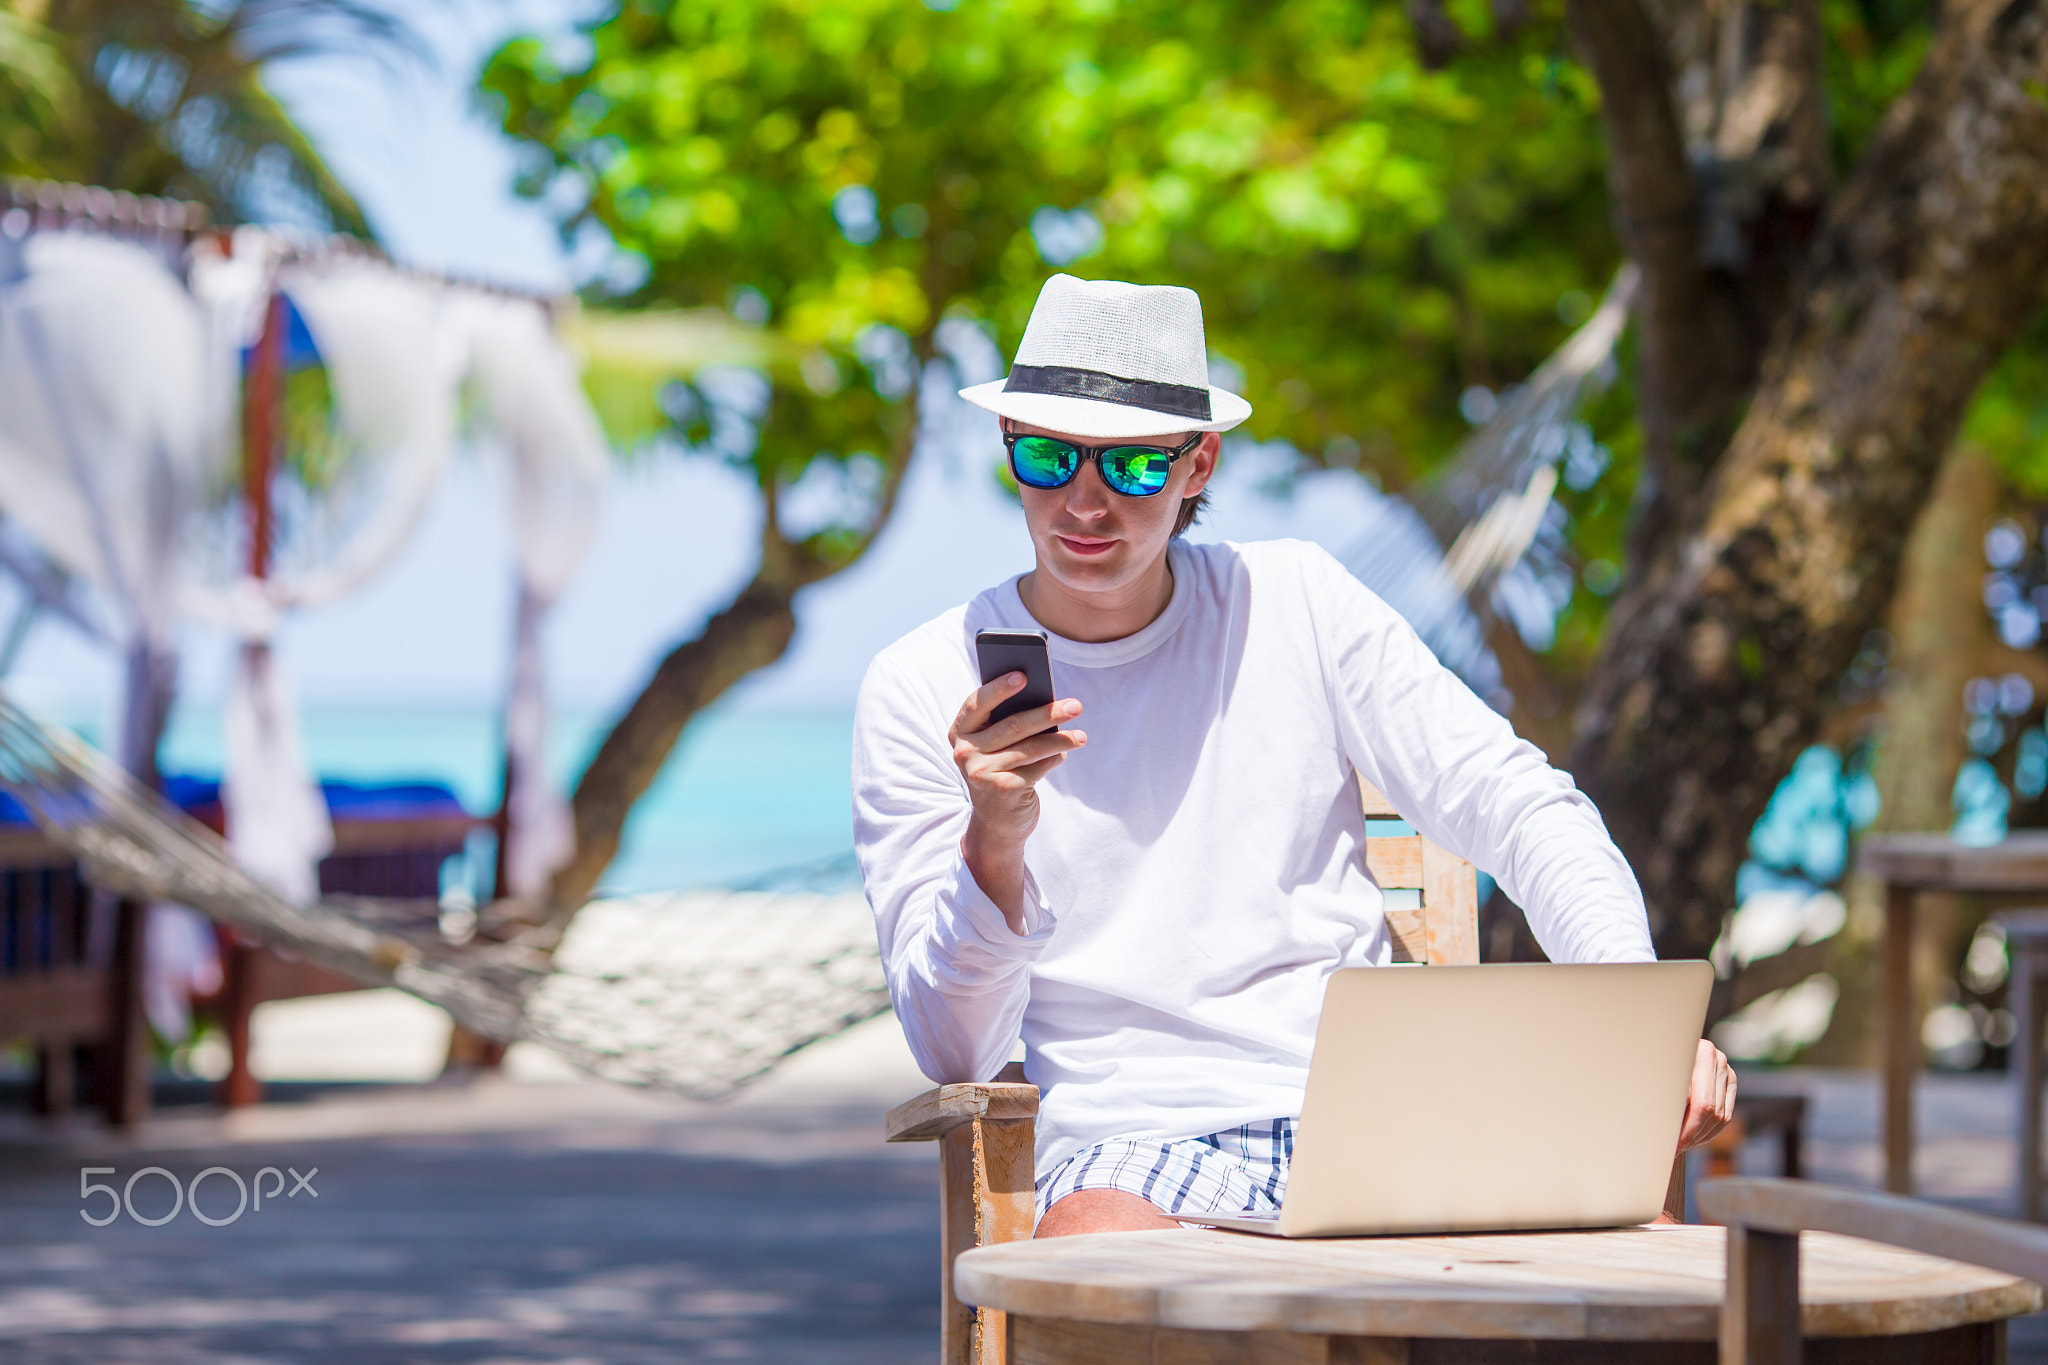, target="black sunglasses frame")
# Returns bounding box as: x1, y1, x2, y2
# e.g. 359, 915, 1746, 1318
1001, 428, 1206, 497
